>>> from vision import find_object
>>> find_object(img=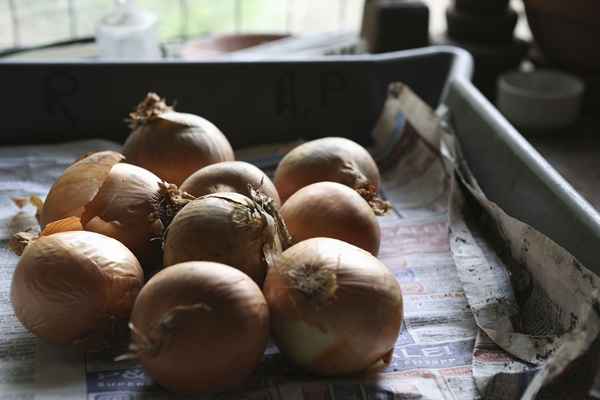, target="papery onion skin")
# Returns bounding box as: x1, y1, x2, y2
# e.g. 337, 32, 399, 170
40, 152, 163, 269
263, 237, 403, 376
274, 137, 381, 203
41, 151, 124, 227
122, 93, 234, 185
280, 181, 380, 255
180, 161, 281, 208
10, 231, 143, 346
128, 261, 269, 394
81, 163, 163, 266
163, 192, 288, 284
